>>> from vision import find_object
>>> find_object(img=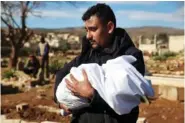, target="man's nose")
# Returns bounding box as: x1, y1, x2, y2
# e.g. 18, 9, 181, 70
86, 31, 92, 39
